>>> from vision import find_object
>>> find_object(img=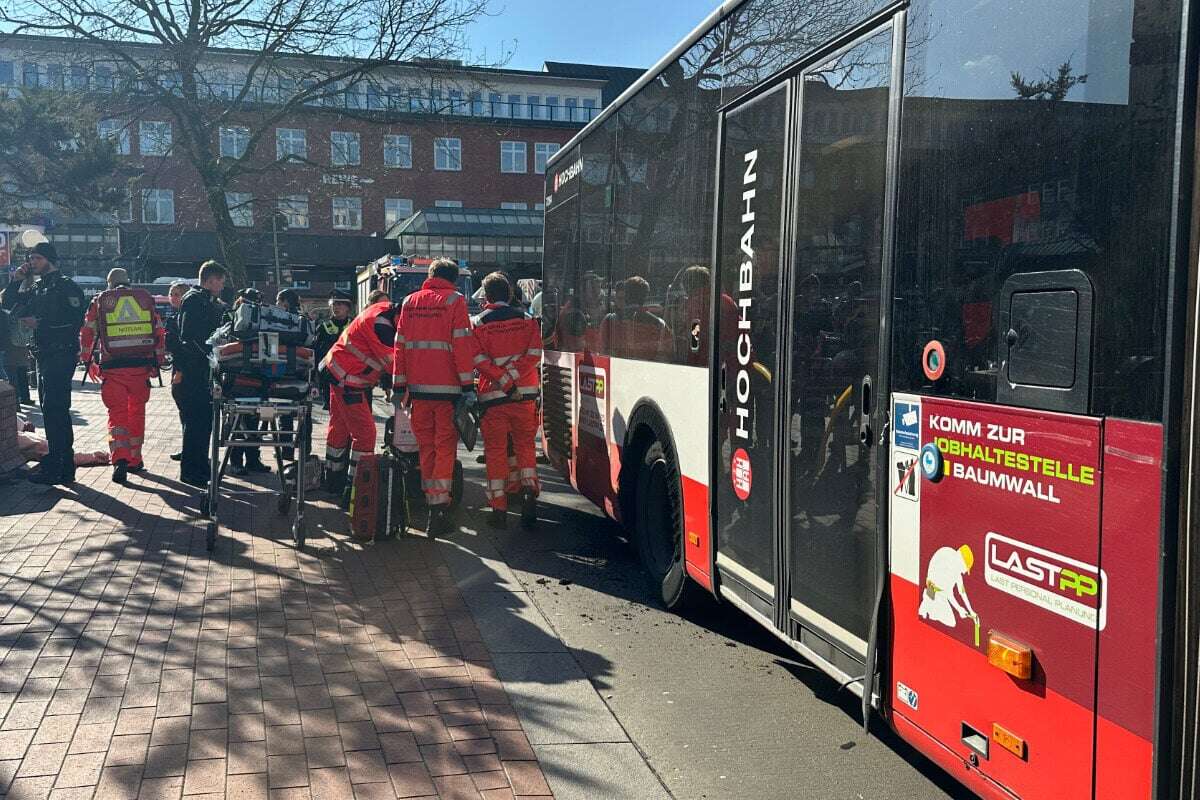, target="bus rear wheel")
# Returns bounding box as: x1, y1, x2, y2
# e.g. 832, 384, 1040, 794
635, 439, 701, 611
